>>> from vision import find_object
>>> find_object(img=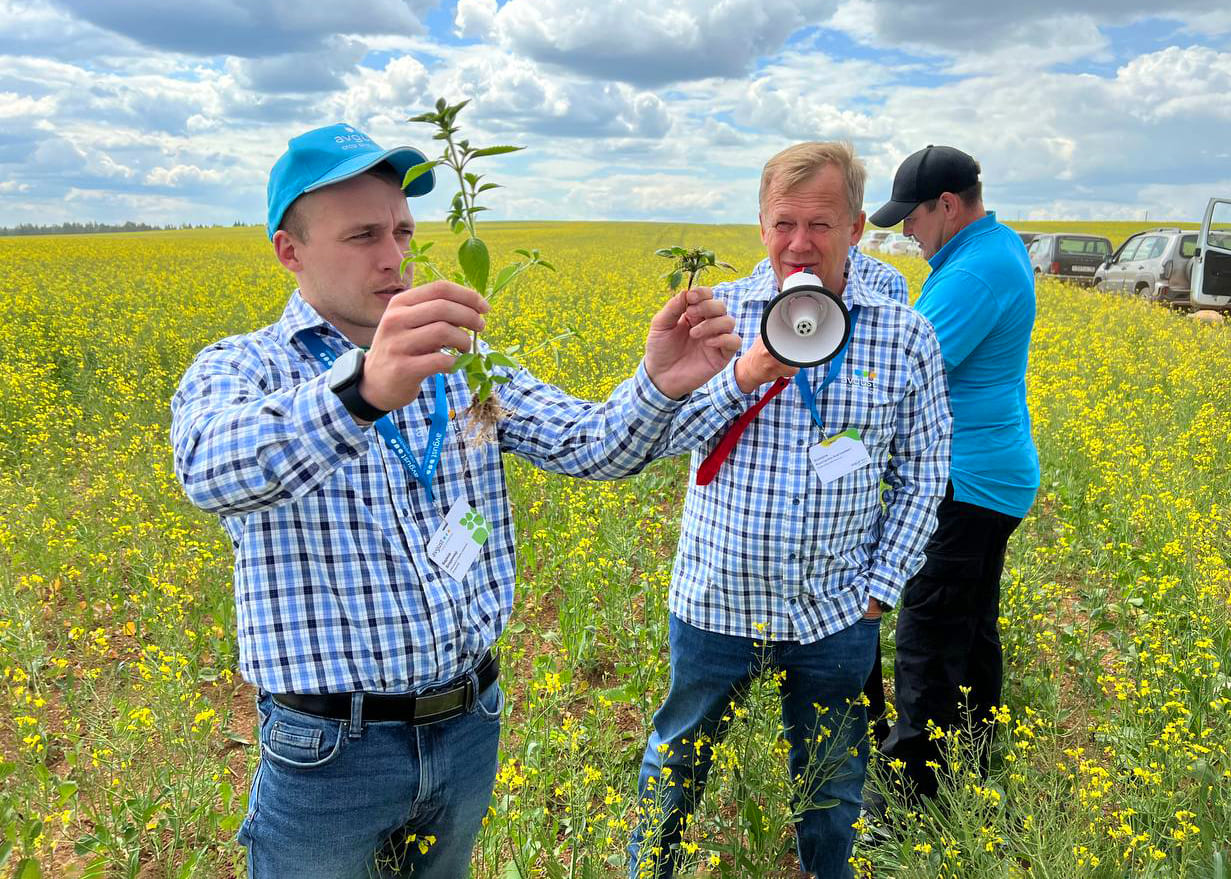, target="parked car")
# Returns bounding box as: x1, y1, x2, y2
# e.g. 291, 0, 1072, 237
863, 230, 893, 252
883, 232, 922, 257
1191, 197, 1231, 314
1026, 233, 1112, 285
1093, 227, 1198, 308
1017, 230, 1042, 247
